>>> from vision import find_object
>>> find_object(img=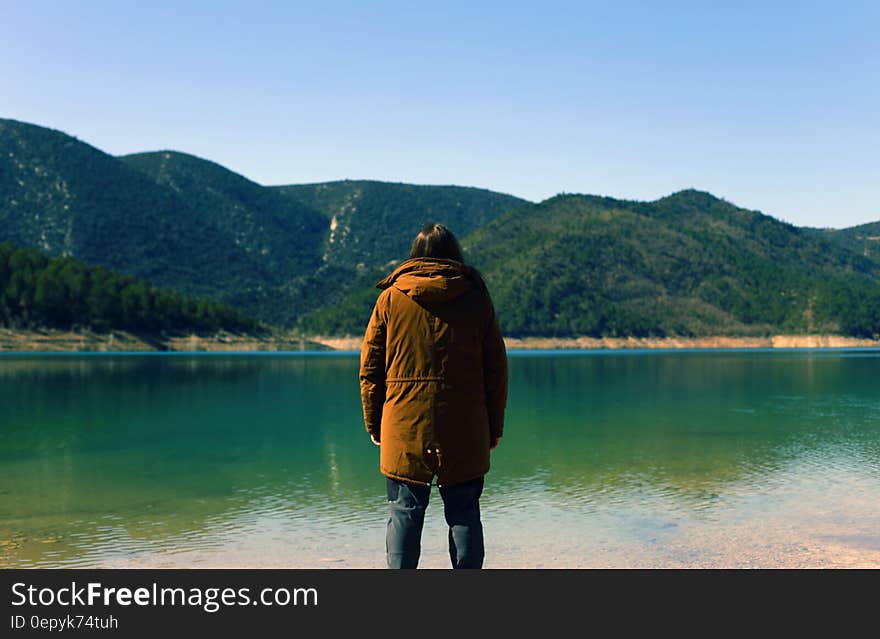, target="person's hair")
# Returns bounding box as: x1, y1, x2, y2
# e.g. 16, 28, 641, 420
409, 223, 464, 263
